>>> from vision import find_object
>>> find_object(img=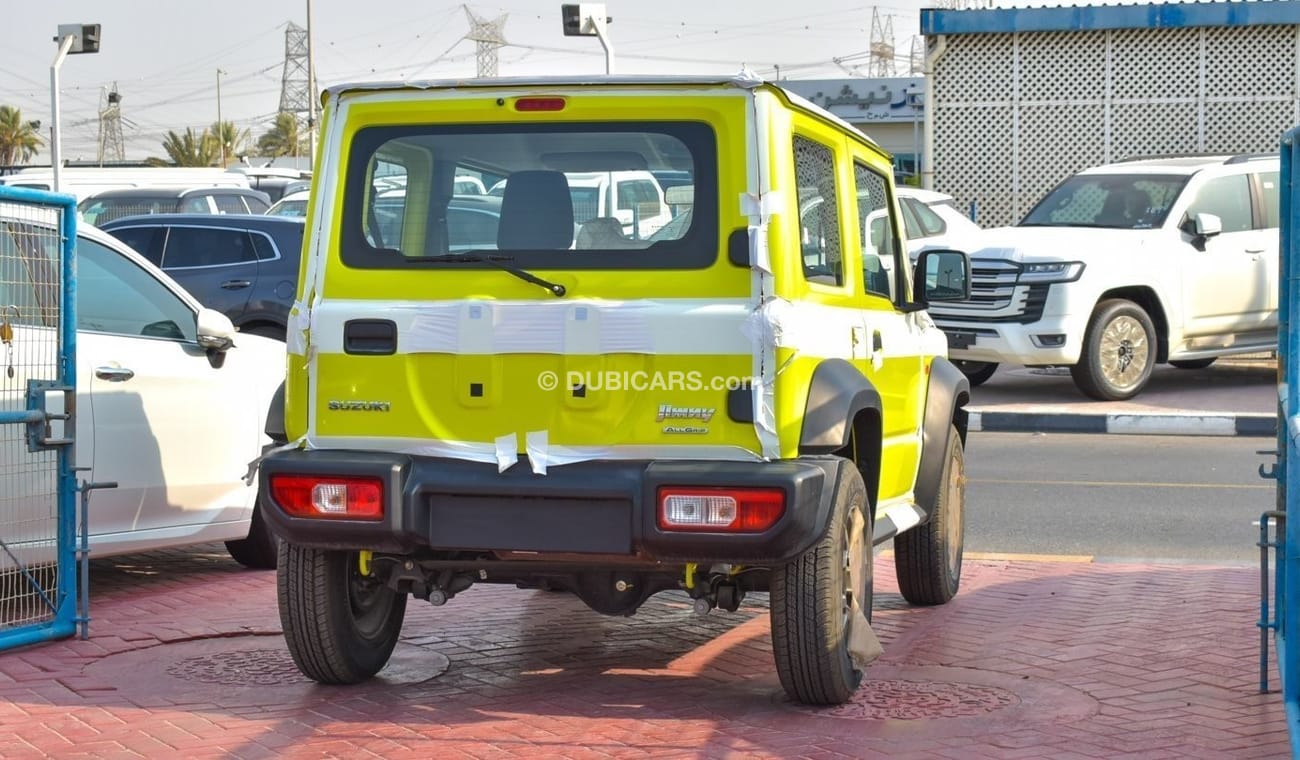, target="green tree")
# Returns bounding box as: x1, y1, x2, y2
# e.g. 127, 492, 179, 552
210, 120, 250, 166
150, 127, 219, 167
0, 105, 44, 166
257, 112, 302, 158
